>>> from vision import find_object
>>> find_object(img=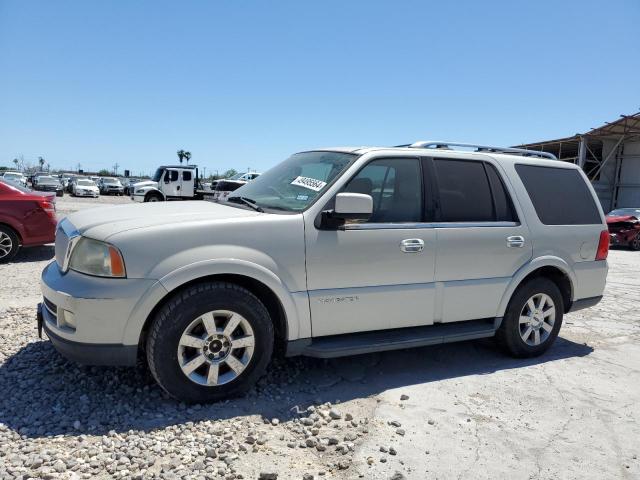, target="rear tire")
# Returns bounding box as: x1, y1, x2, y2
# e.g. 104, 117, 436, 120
631, 233, 640, 251
0, 225, 20, 263
496, 277, 563, 358
146, 282, 274, 403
